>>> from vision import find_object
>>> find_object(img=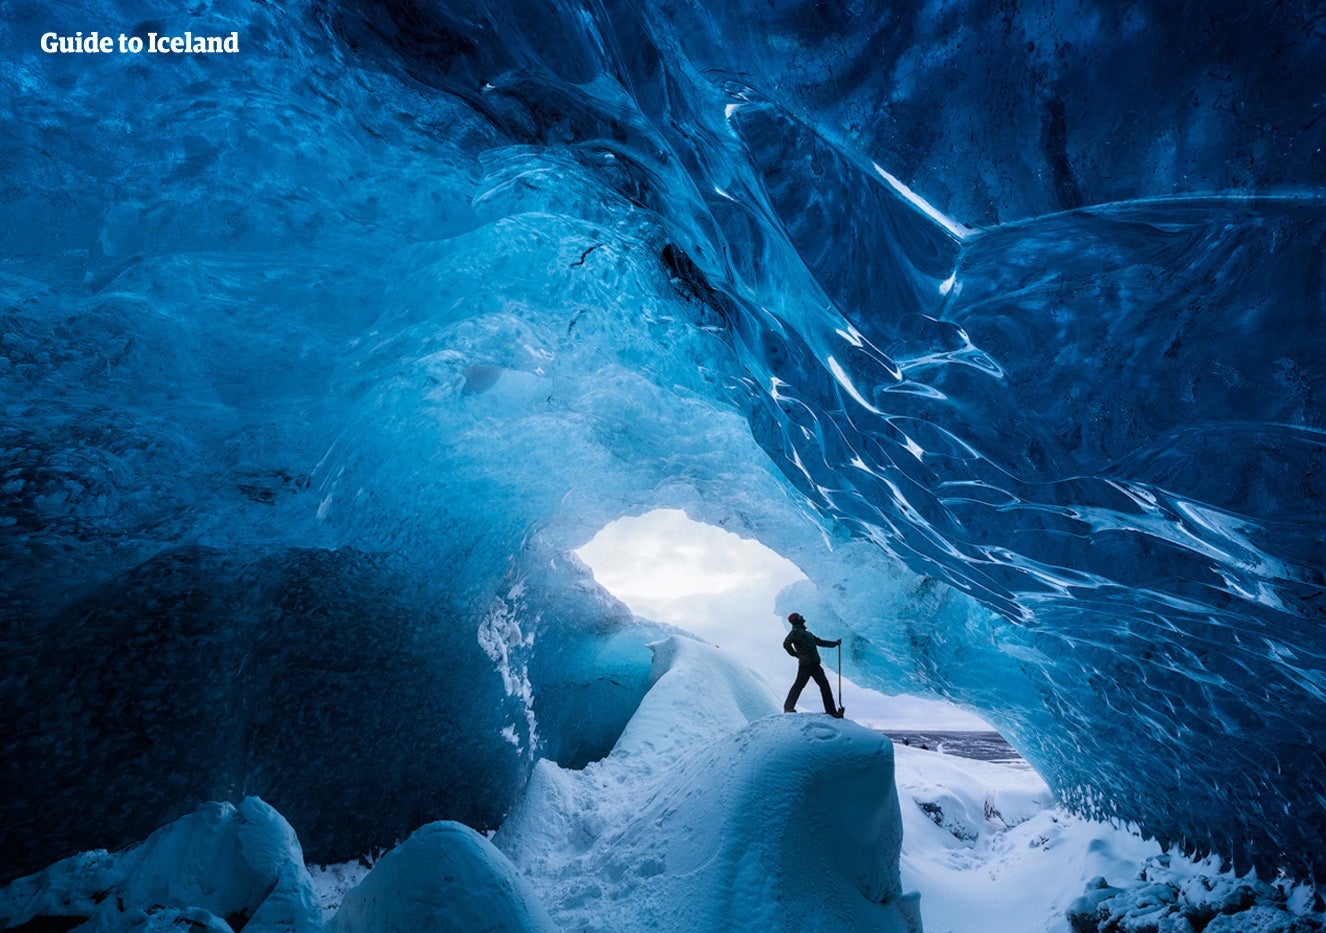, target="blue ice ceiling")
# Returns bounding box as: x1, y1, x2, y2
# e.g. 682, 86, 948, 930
1, 0, 1323, 883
